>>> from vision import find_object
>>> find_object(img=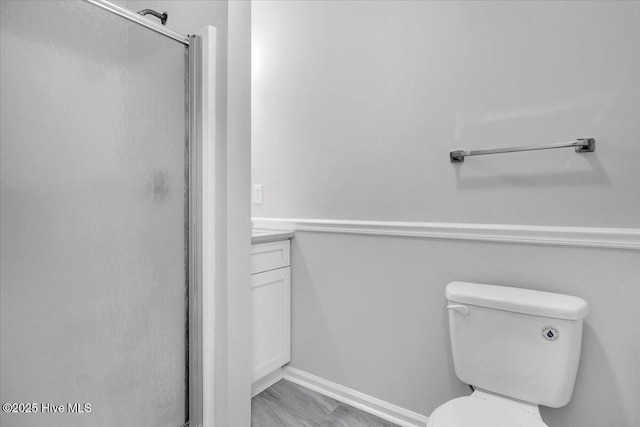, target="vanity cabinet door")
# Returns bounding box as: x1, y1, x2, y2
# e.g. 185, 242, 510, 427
251, 267, 291, 382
